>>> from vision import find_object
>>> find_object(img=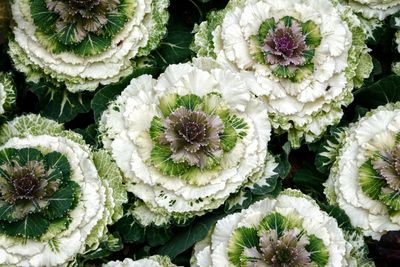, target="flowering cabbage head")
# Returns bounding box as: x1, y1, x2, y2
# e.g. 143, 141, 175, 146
8, 0, 169, 92
0, 115, 127, 266
323, 103, 400, 240
342, 0, 400, 20
192, 0, 373, 147
191, 190, 373, 267
100, 58, 277, 225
